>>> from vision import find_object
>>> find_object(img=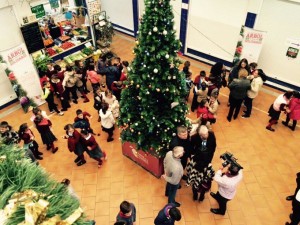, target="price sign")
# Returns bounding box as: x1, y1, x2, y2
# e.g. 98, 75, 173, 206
49, 0, 59, 9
